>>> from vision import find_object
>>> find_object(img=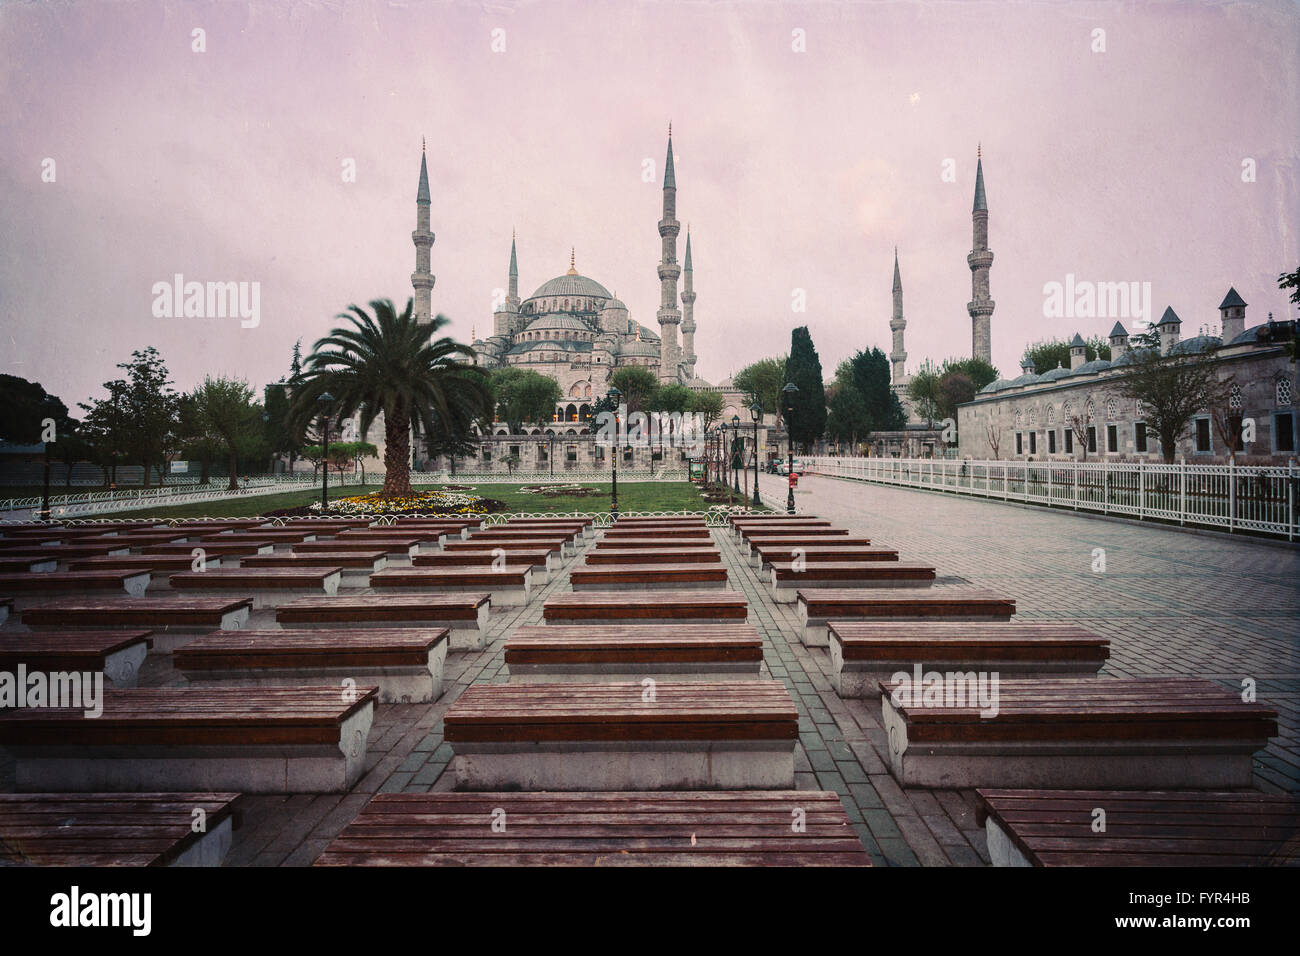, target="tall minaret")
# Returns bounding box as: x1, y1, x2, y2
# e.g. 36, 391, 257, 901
679, 229, 697, 381
967, 145, 994, 364
493, 231, 521, 338
889, 247, 907, 382
411, 139, 435, 325
656, 126, 682, 382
